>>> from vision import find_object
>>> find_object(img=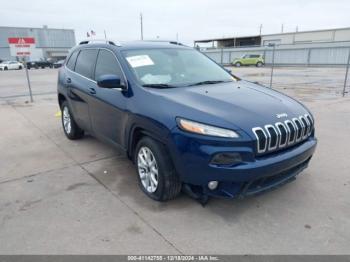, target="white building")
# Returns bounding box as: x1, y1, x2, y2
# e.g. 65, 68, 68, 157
194, 27, 350, 48
0, 25, 76, 61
